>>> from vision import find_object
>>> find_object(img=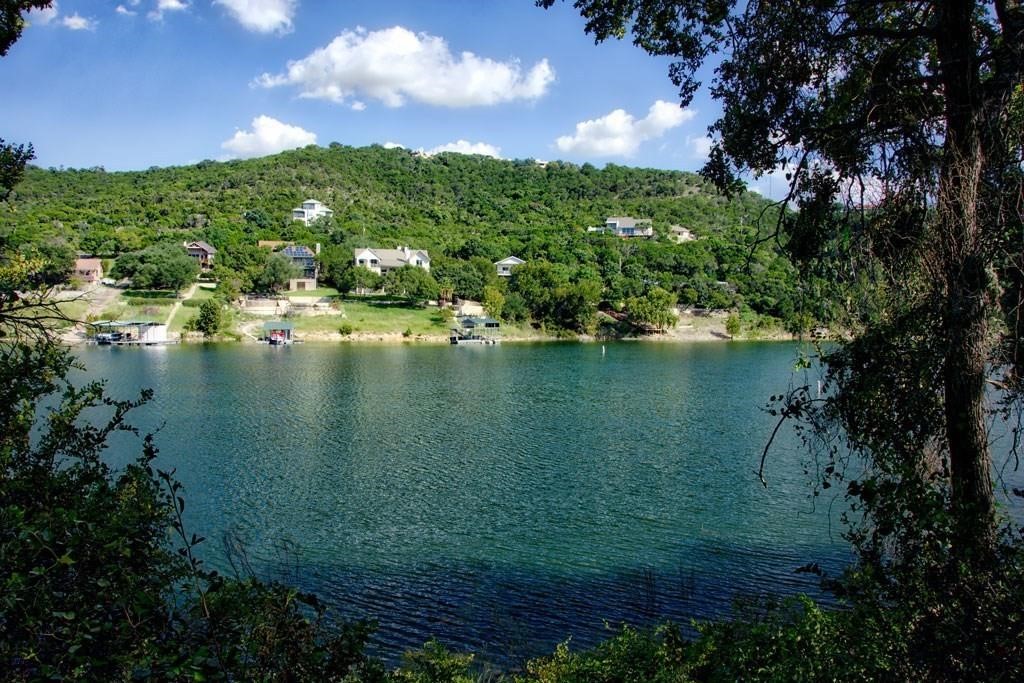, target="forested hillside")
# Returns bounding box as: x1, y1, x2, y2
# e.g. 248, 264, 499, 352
0, 144, 805, 329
